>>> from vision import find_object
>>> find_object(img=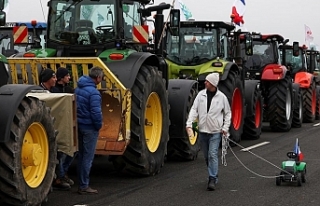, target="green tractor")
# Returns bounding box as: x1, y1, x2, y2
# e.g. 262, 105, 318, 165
0, 0, 204, 204
164, 20, 263, 142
